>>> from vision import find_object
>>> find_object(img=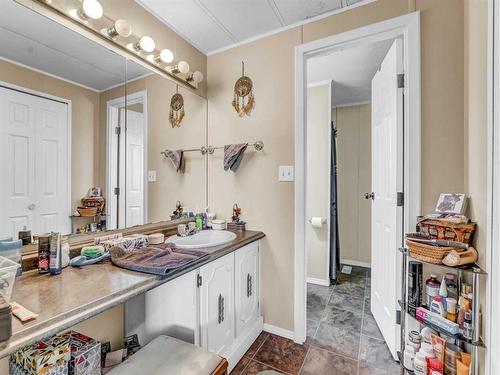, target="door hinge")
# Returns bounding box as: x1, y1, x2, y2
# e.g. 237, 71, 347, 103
197, 274, 202, 287
396, 310, 401, 325
397, 192, 404, 207
115, 126, 121, 135
114, 187, 120, 196
397, 73, 405, 88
